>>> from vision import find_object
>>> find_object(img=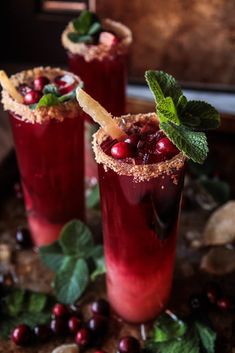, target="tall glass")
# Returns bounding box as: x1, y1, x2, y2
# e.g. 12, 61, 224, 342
93, 114, 186, 323
2, 67, 84, 246
62, 19, 132, 182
